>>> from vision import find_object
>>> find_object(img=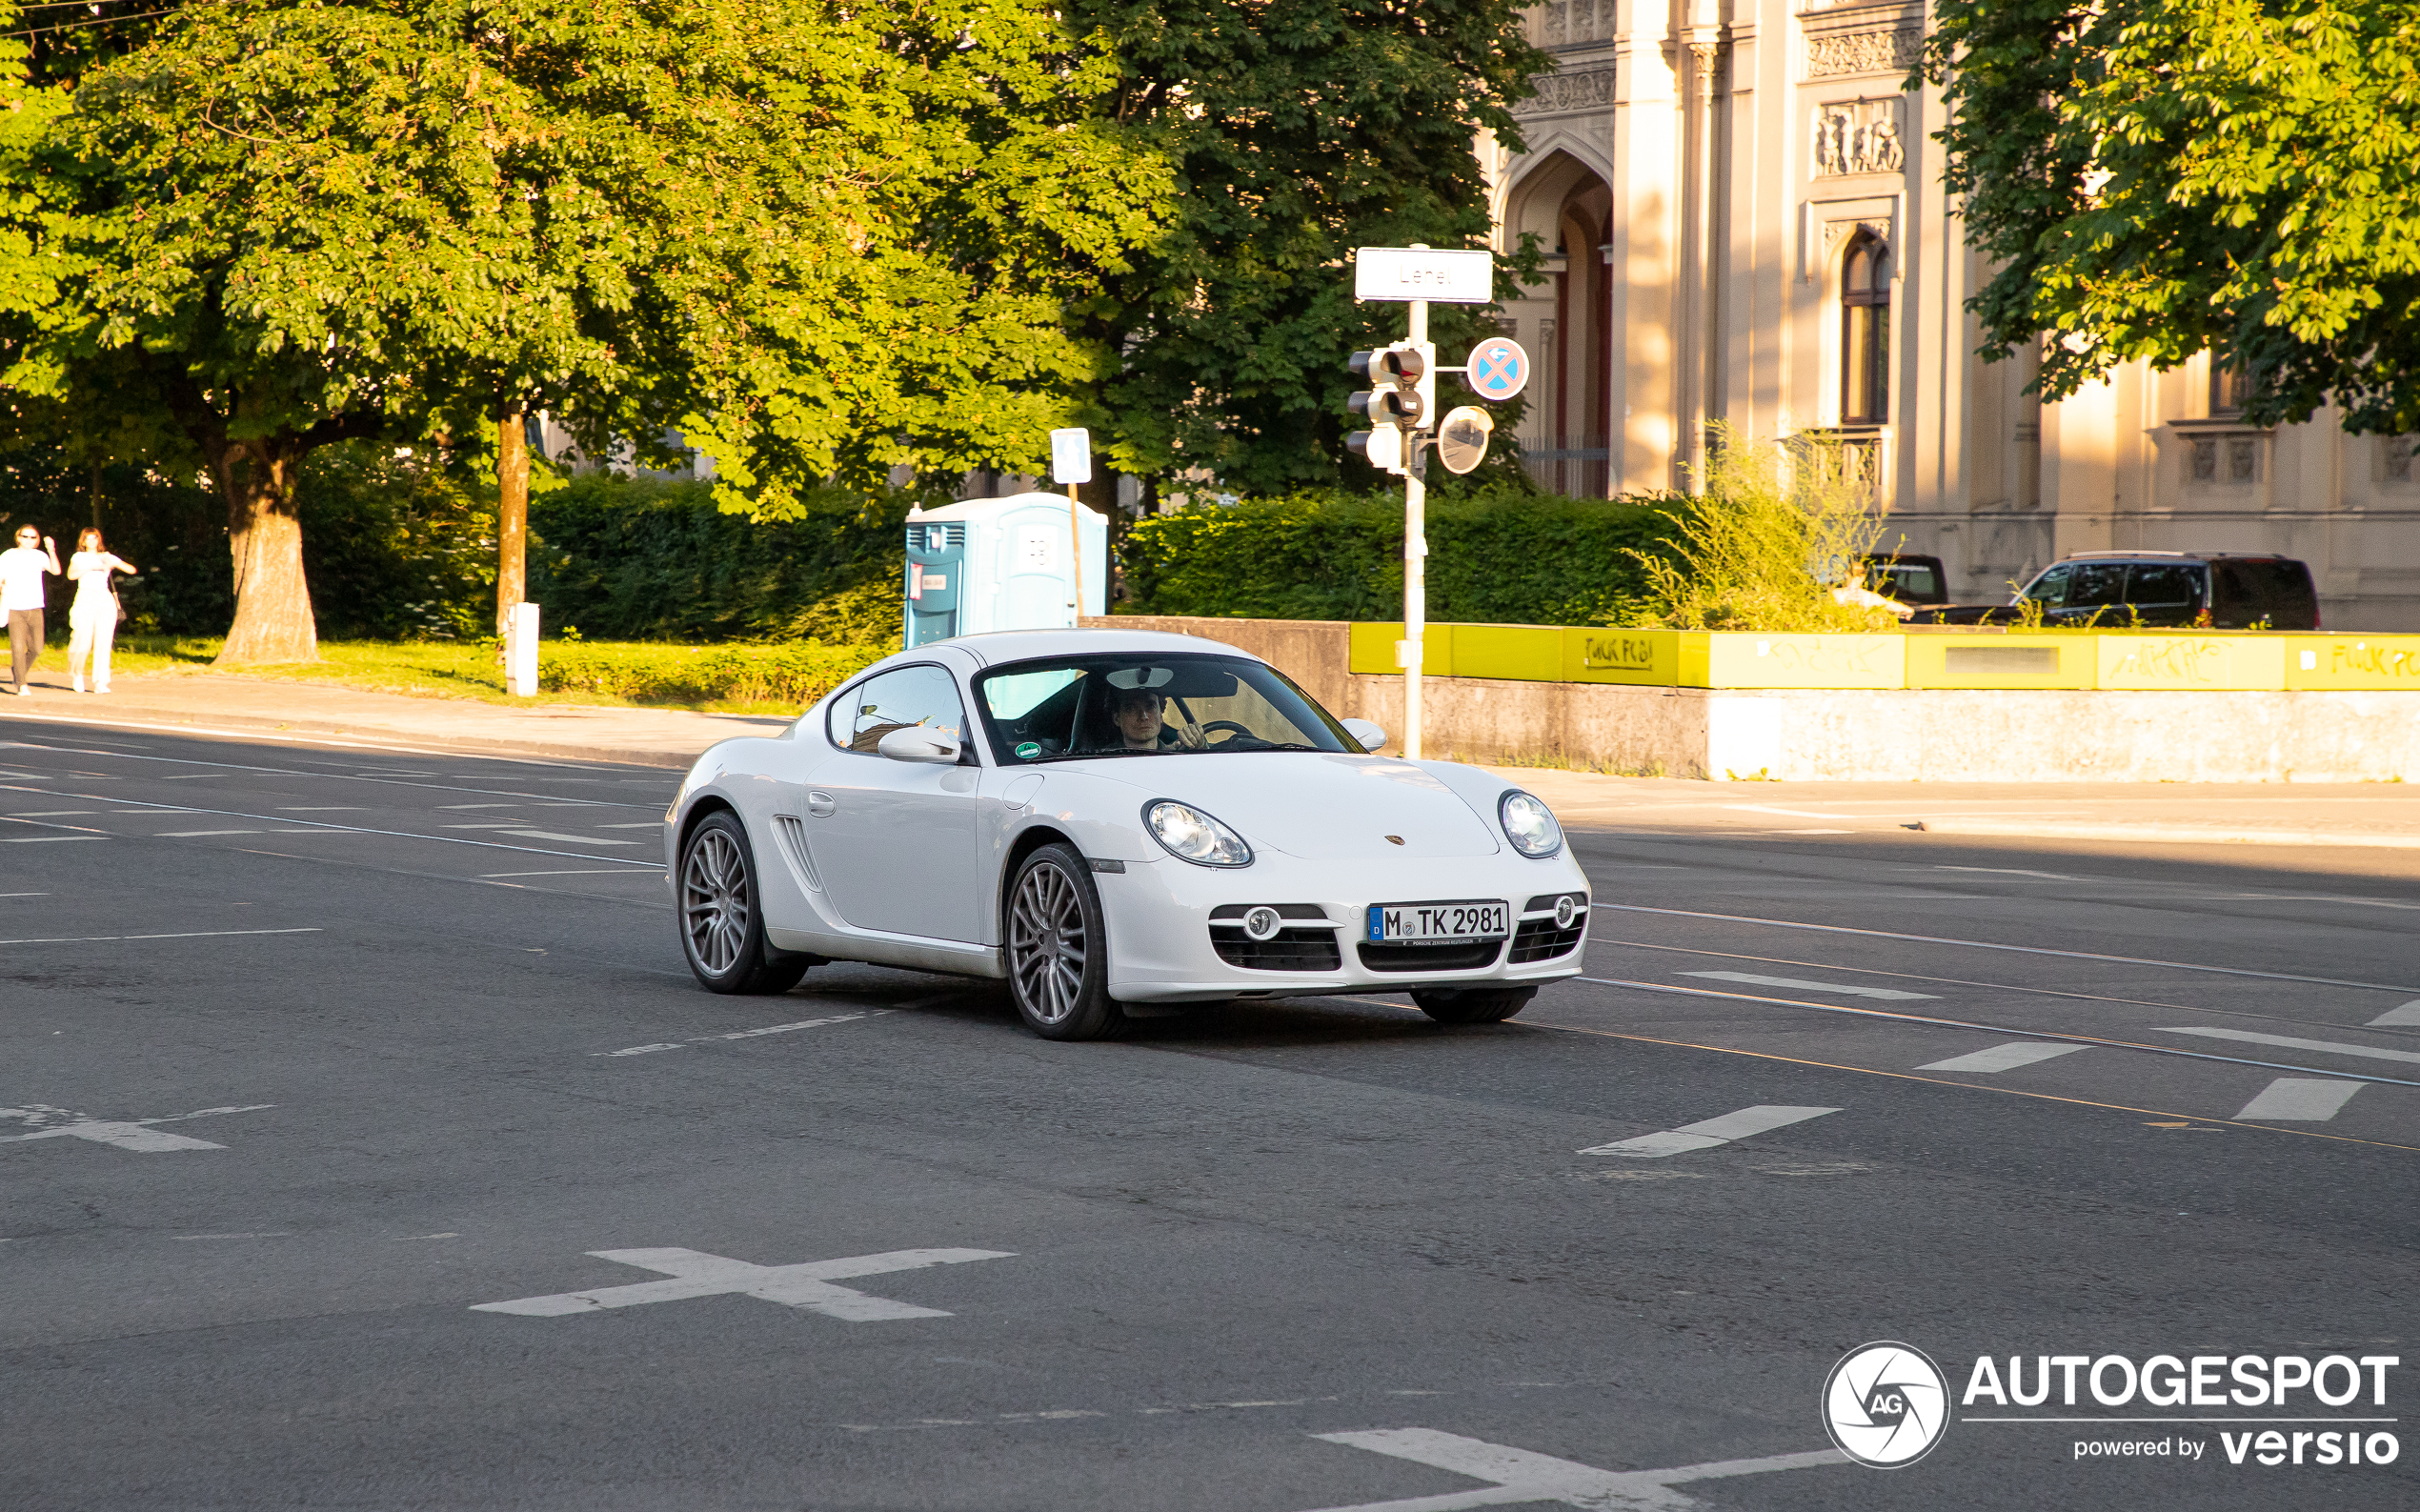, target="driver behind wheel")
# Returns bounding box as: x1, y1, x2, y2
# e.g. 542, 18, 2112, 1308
1110, 686, 1167, 751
